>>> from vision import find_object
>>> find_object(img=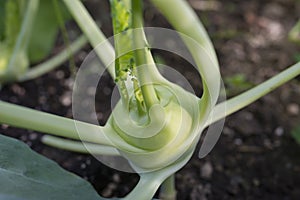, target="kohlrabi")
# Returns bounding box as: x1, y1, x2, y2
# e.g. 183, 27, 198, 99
0, 0, 300, 200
